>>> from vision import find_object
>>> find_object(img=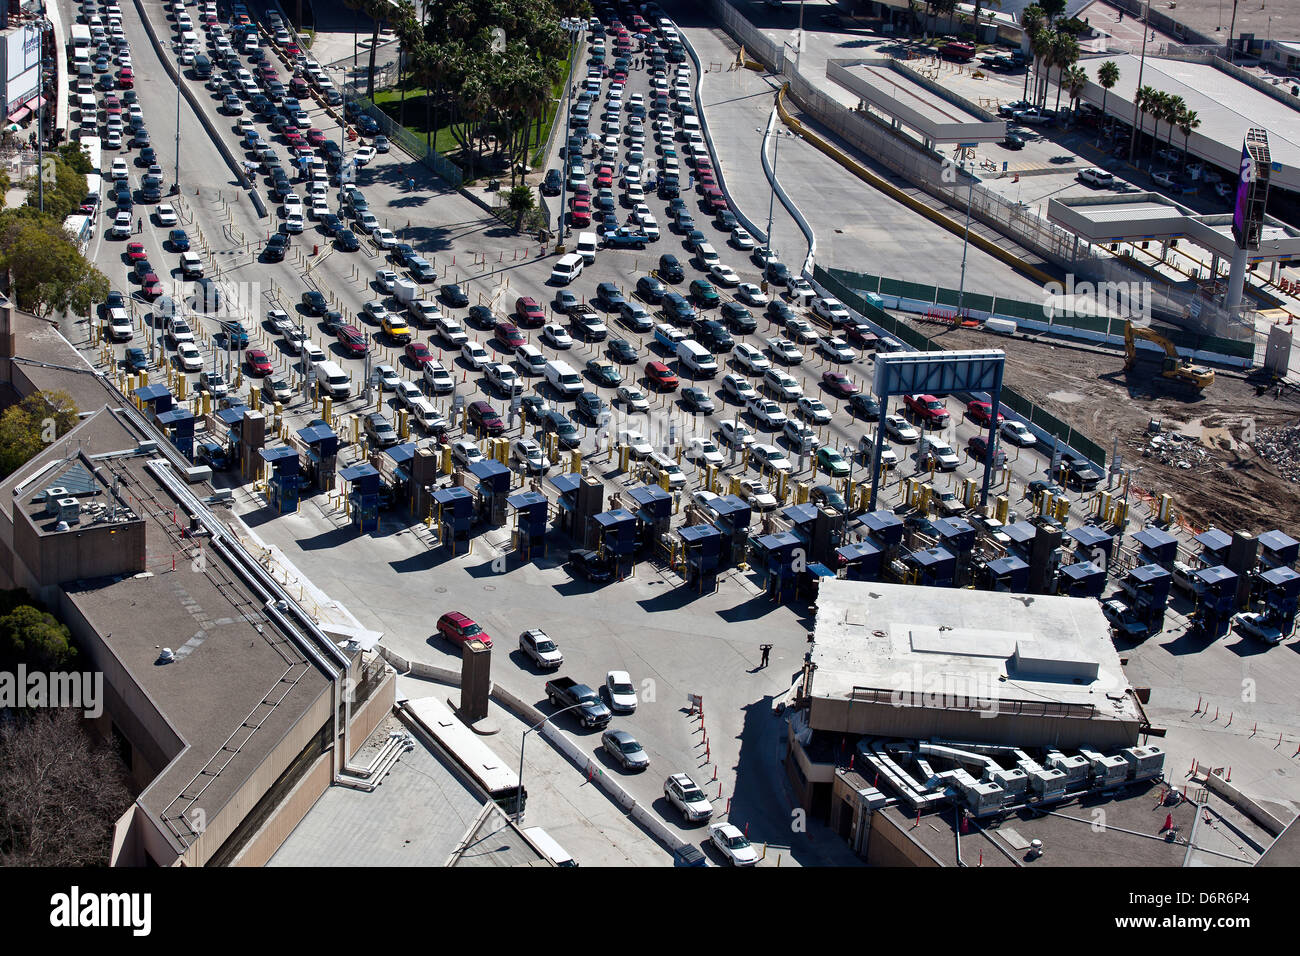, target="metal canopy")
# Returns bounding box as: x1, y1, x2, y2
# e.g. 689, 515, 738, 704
628, 485, 671, 507
1004, 521, 1038, 545
1194, 565, 1237, 587
1068, 525, 1113, 548
1060, 560, 1103, 580
507, 490, 547, 509
385, 442, 417, 466
858, 509, 903, 534
1259, 530, 1299, 552
1129, 563, 1171, 583
1133, 526, 1179, 551
339, 463, 380, 482
1195, 528, 1233, 552
216, 405, 249, 425
259, 446, 300, 464
988, 555, 1029, 575
548, 473, 582, 495
679, 524, 721, 544
297, 423, 336, 444
432, 486, 472, 504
